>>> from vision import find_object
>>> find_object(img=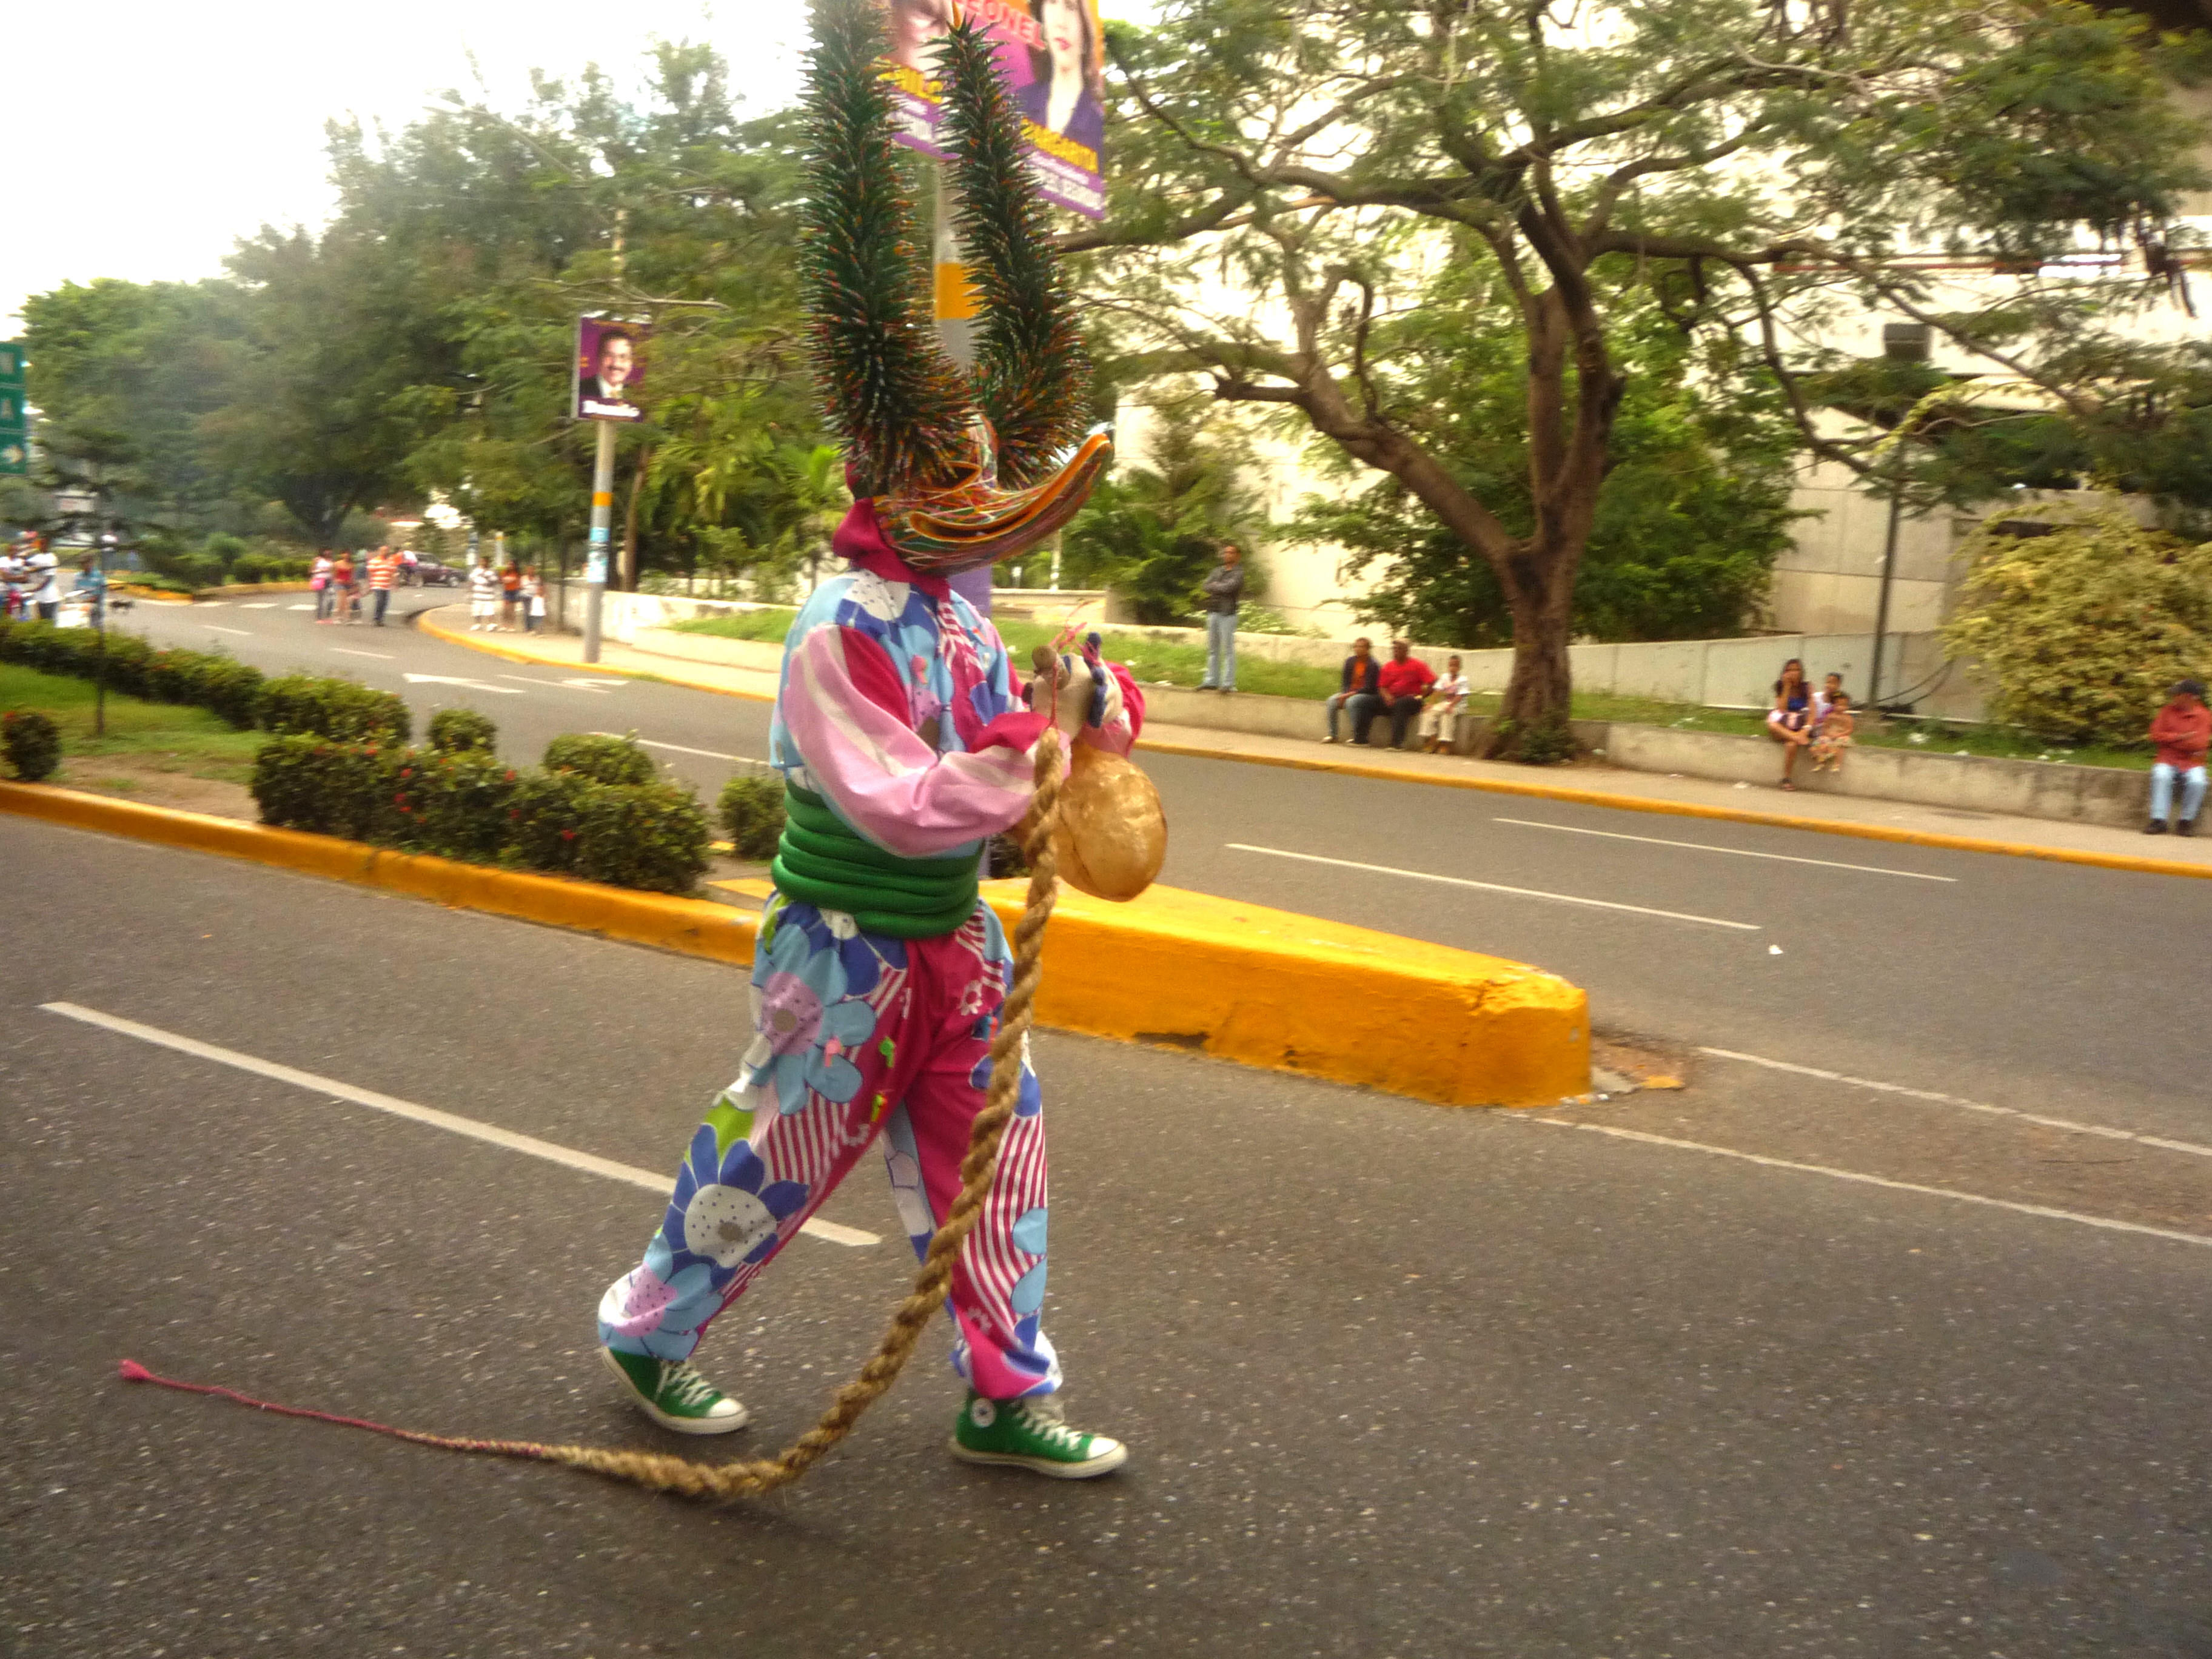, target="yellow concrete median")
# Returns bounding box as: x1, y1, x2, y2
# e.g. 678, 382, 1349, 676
3, 779, 1592, 1109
